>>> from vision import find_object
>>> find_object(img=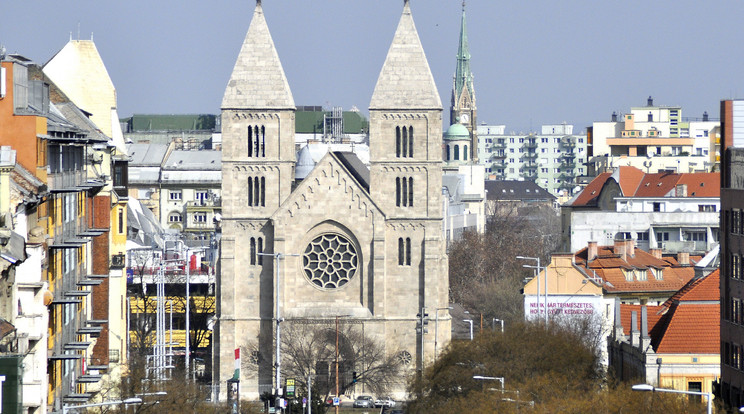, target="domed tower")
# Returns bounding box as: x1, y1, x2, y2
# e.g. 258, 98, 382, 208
443, 121, 471, 172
